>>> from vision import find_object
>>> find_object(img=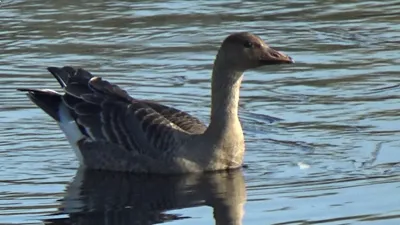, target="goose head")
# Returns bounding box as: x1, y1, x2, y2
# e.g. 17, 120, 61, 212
215, 32, 294, 72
